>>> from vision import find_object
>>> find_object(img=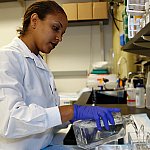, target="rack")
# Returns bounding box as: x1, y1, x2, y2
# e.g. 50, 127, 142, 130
126, 1, 146, 15
126, 0, 146, 38
122, 22, 150, 56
